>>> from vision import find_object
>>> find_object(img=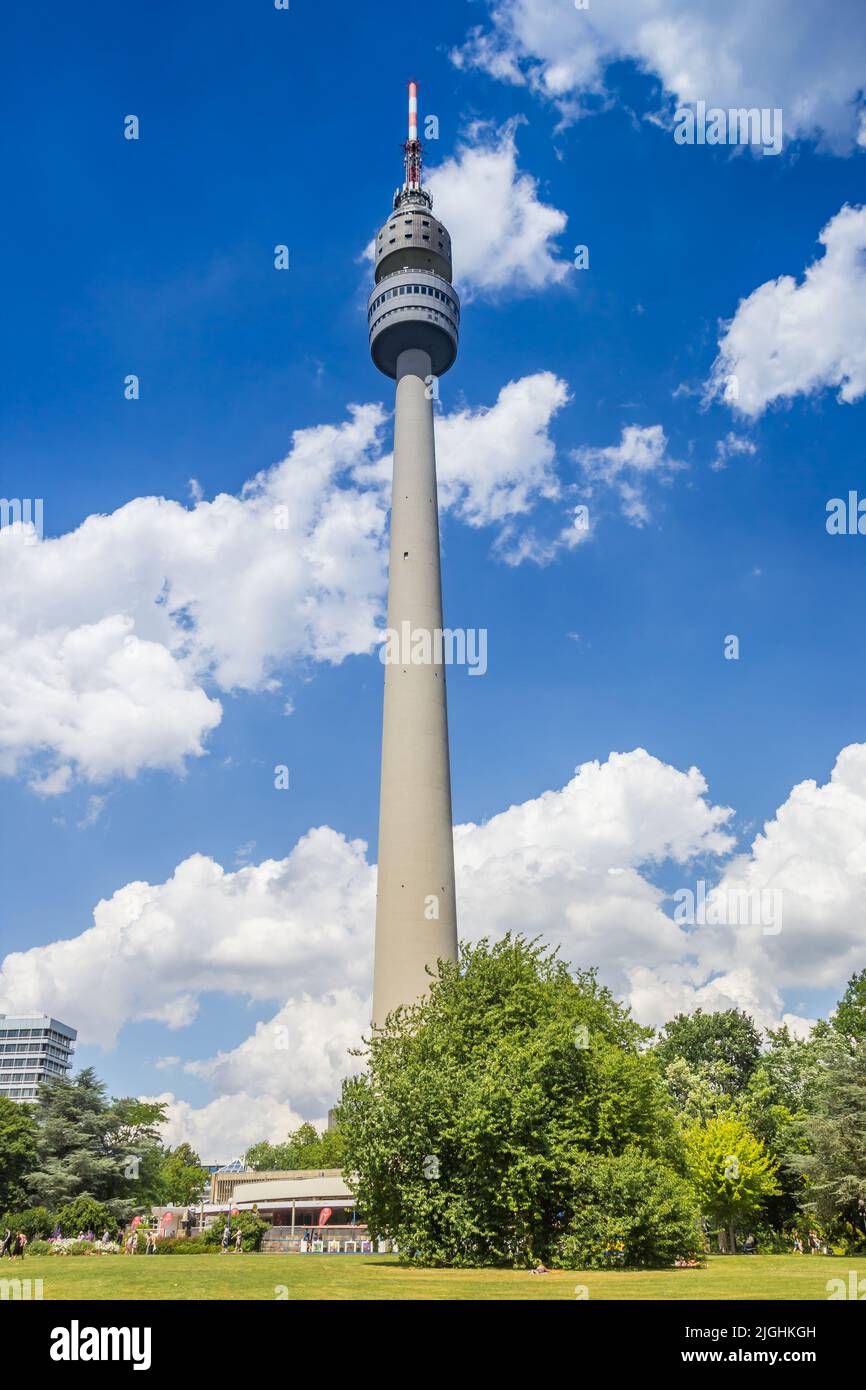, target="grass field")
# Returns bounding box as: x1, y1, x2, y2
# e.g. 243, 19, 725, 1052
11, 1253, 856, 1300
